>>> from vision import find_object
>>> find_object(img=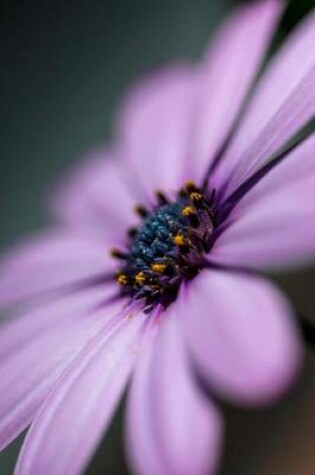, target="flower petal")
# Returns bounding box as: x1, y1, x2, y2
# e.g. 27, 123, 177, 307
190, 0, 283, 183
51, 150, 139, 239
233, 132, 315, 206
125, 327, 168, 475
213, 8, 315, 196
0, 289, 120, 451
180, 271, 302, 405
212, 135, 315, 270
15, 311, 145, 475
126, 311, 222, 475
117, 65, 196, 196
150, 314, 222, 475
0, 230, 115, 309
